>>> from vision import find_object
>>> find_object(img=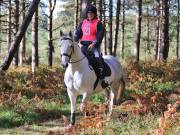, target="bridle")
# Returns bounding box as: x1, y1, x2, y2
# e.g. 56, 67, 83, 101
60, 37, 85, 64
61, 37, 74, 60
